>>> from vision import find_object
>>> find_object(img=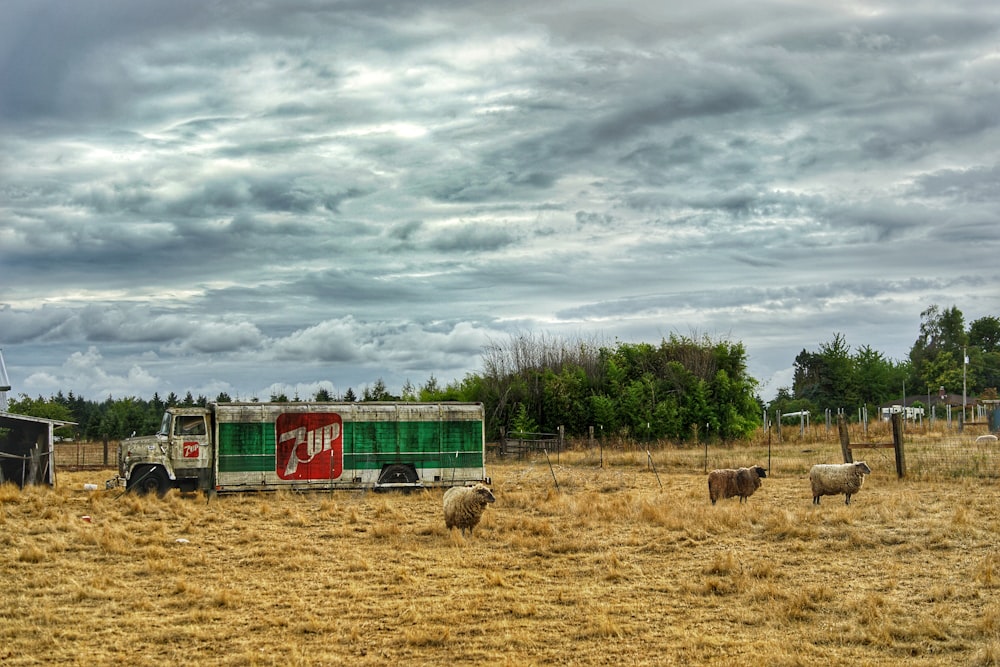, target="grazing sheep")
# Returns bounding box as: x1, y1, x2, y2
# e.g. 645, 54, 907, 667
708, 465, 767, 505
809, 461, 872, 505
975, 434, 998, 444
443, 483, 496, 537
